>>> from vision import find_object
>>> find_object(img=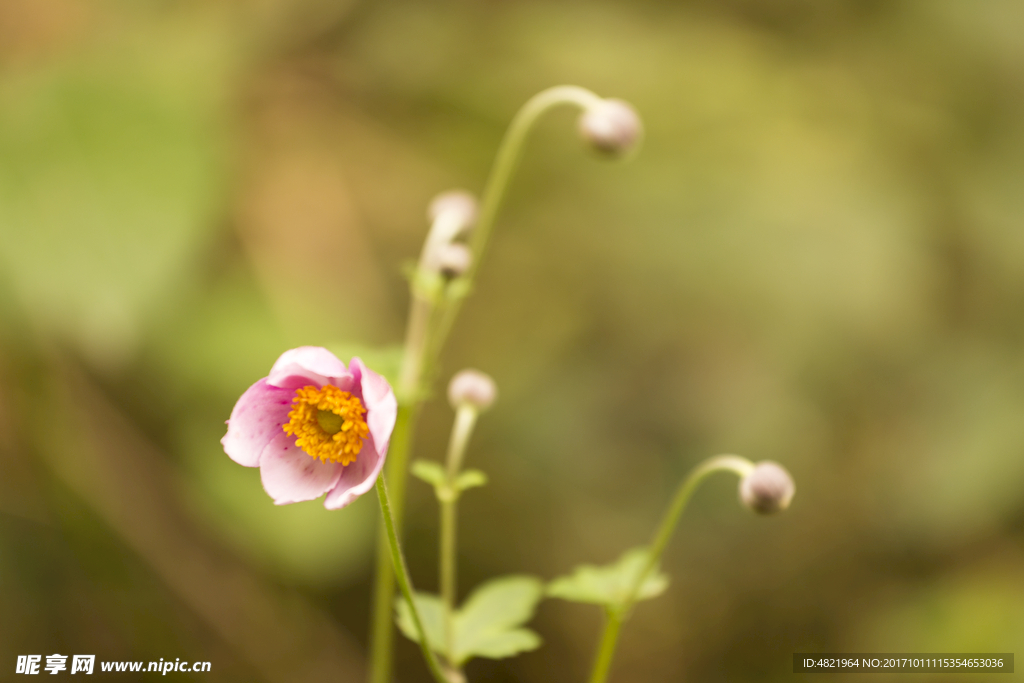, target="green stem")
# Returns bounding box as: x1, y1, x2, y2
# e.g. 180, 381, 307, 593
439, 406, 479, 668
369, 403, 419, 683
428, 85, 603, 361
587, 610, 623, 683
469, 86, 602, 280
631, 455, 754, 607
376, 474, 451, 683
586, 454, 755, 683
439, 493, 457, 665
